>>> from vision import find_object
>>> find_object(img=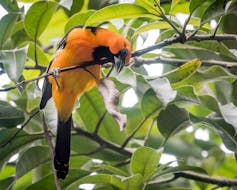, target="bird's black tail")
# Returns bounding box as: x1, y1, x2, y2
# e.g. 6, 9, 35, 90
54, 115, 72, 179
